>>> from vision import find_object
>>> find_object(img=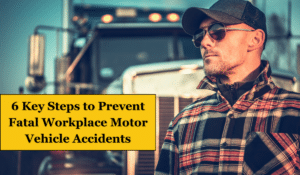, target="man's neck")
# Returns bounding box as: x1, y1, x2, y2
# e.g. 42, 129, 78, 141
219, 63, 261, 85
